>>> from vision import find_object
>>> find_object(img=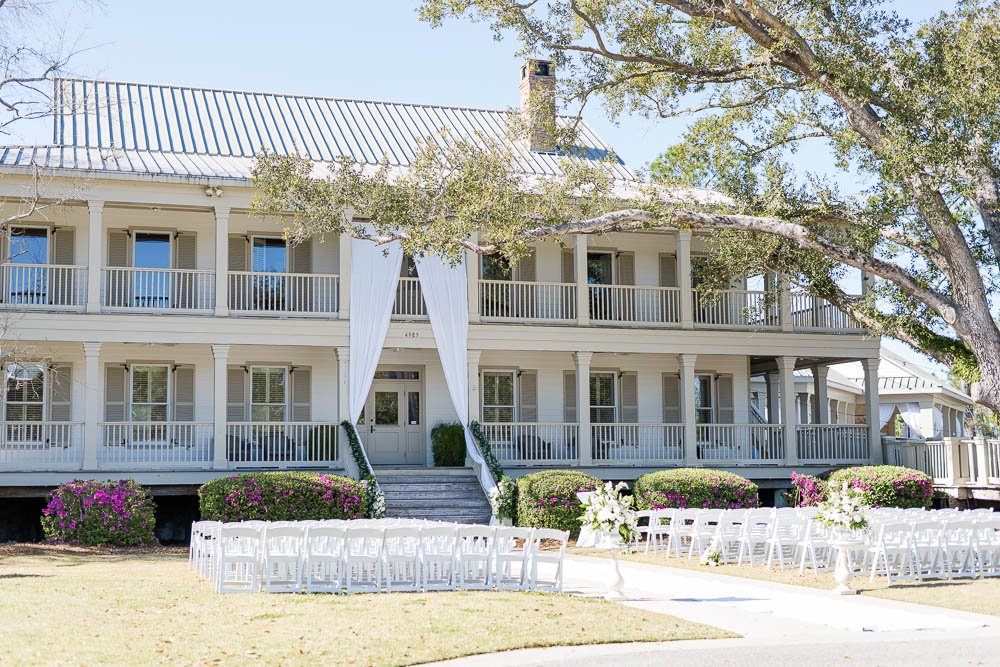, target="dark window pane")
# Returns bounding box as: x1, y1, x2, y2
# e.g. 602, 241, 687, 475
252, 237, 287, 273
407, 392, 420, 425
375, 391, 399, 425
